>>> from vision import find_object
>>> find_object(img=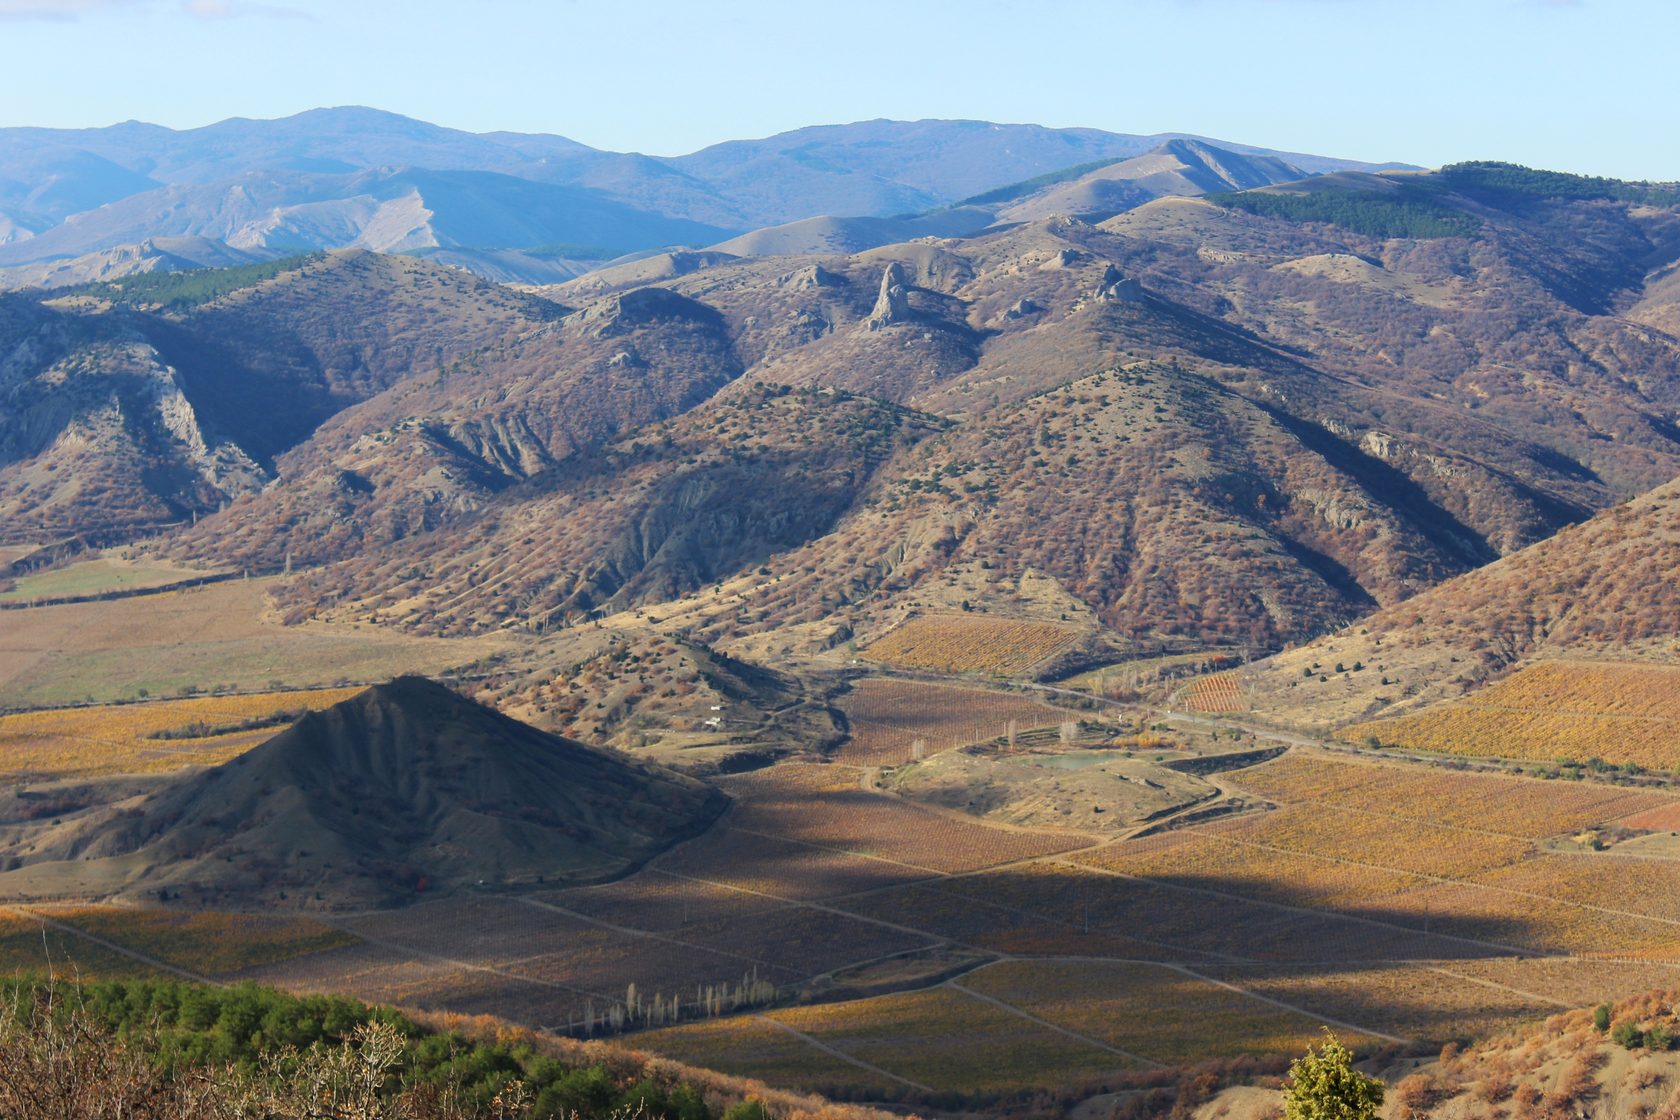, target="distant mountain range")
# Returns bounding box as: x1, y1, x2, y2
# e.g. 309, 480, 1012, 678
0, 108, 1412, 287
